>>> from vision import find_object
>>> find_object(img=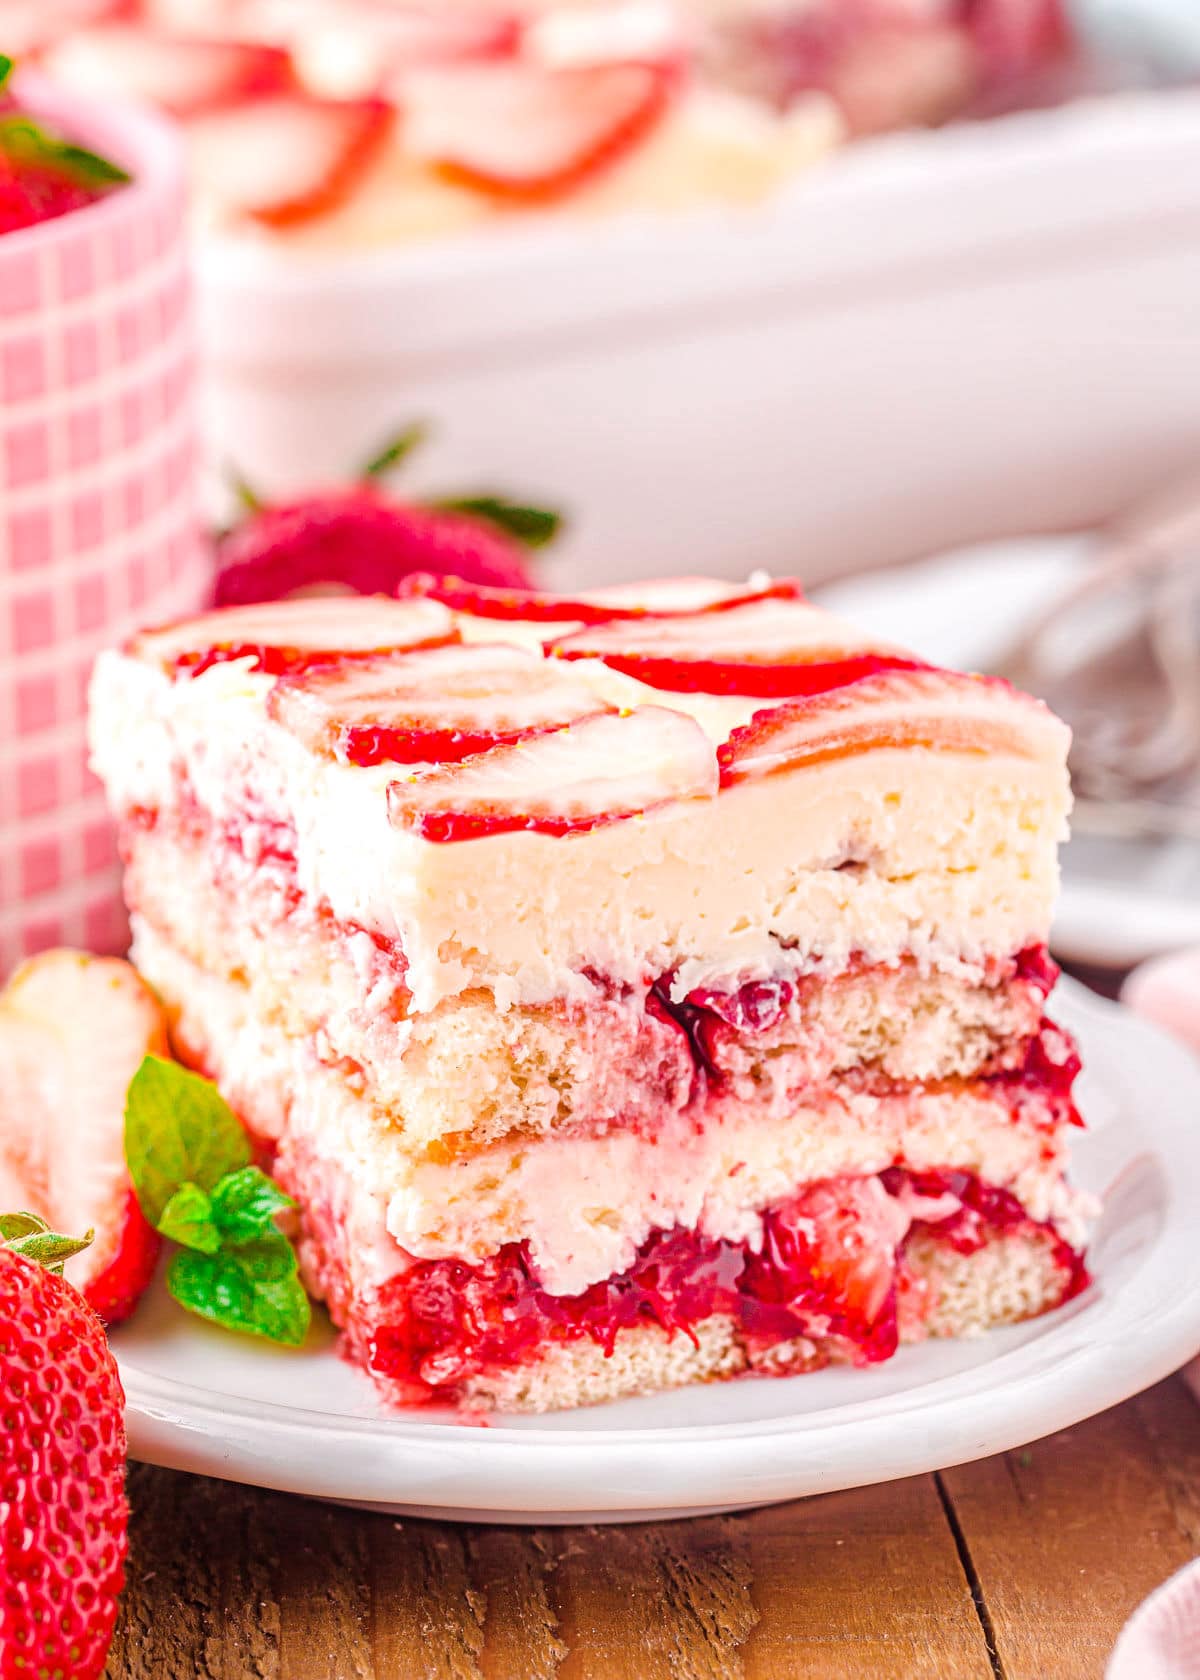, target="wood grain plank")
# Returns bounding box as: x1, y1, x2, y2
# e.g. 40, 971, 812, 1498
549, 1514, 756, 1680
738, 1475, 994, 1680
106, 1464, 283, 1680
369, 1519, 486, 1680
942, 1376, 1200, 1680
273, 1496, 375, 1680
